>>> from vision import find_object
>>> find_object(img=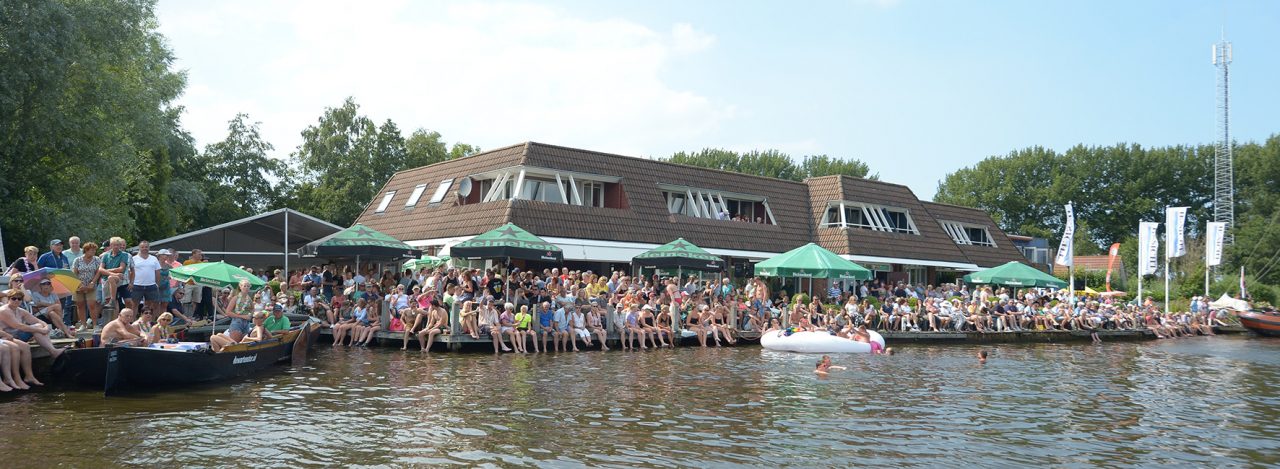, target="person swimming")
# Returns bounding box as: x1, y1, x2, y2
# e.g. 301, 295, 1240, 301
978, 349, 988, 364
814, 355, 846, 376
